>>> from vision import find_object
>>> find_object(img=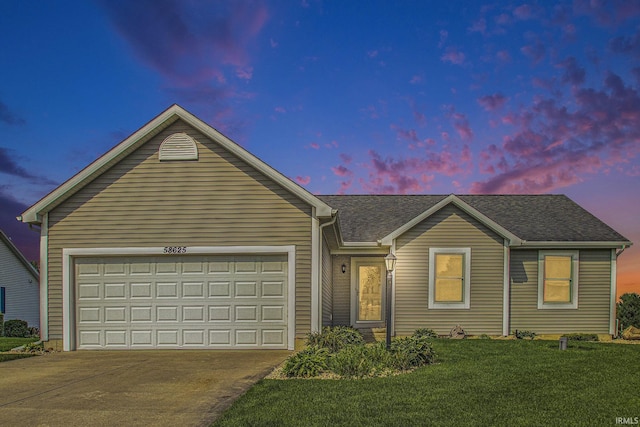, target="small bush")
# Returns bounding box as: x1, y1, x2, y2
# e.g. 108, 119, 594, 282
617, 293, 640, 329
27, 327, 39, 338
3, 320, 30, 338
389, 336, 436, 370
330, 345, 375, 378
282, 347, 329, 378
562, 333, 598, 342
412, 328, 438, 339
306, 326, 364, 353
514, 330, 536, 340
